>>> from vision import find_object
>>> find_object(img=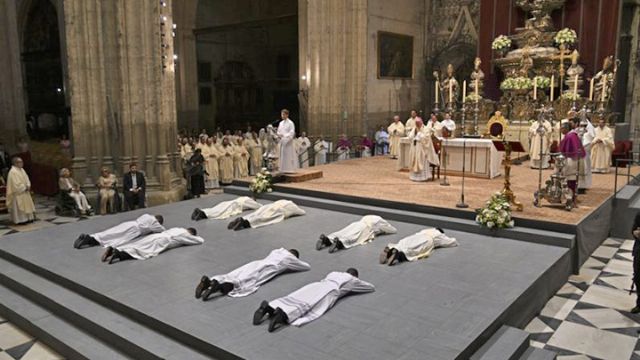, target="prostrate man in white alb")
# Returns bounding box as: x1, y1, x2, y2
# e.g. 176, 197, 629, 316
379, 227, 458, 266
253, 268, 375, 332
315, 215, 397, 253
227, 200, 305, 231
277, 109, 298, 173
103, 227, 204, 264
74, 214, 165, 249
191, 196, 262, 221
194, 248, 310, 300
